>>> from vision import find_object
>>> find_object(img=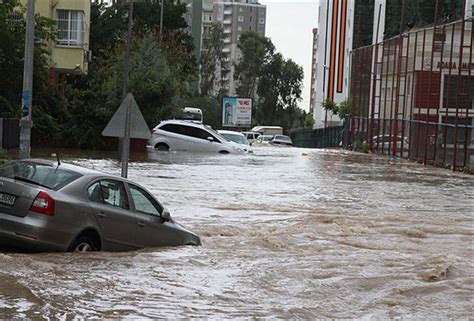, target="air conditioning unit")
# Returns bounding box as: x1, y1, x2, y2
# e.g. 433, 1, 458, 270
85, 50, 93, 62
